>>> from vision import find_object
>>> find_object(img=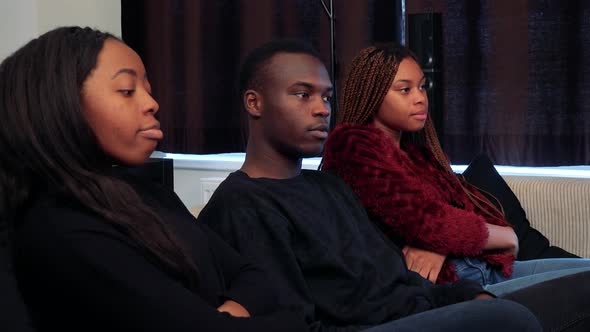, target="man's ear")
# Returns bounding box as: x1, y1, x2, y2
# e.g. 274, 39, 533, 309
243, 89, 262, 118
